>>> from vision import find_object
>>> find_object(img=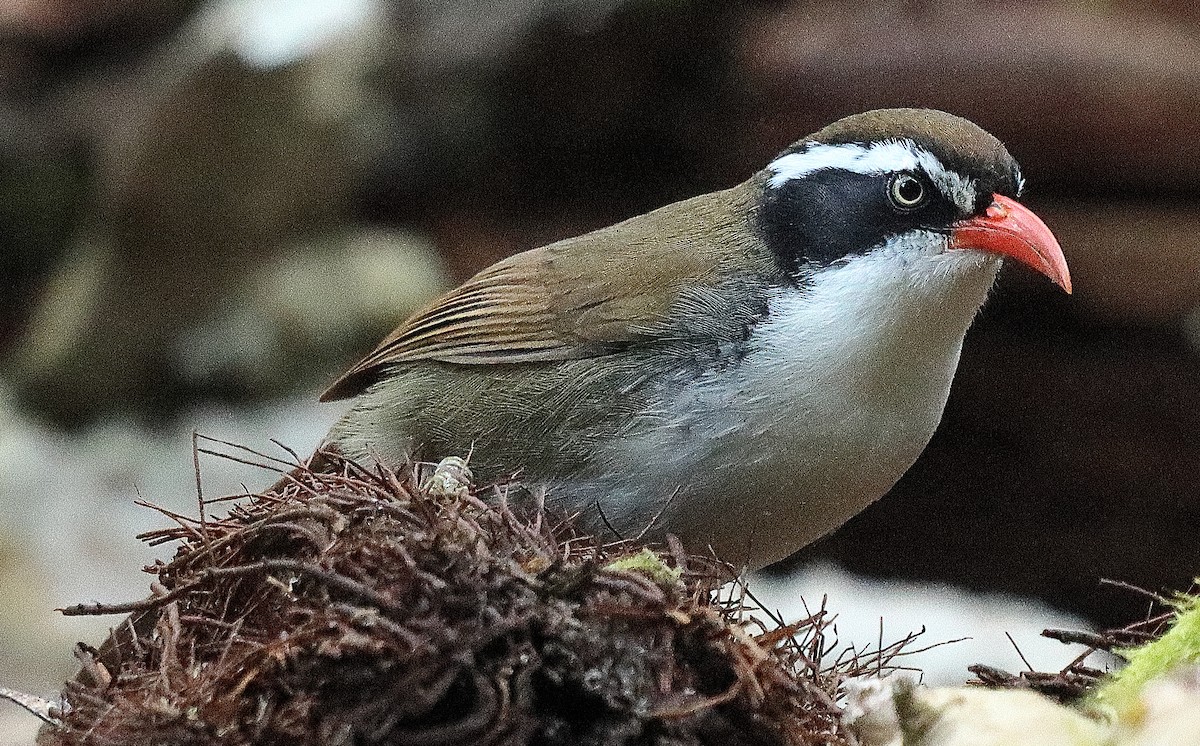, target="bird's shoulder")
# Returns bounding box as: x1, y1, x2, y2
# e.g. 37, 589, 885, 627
321, 185, 768, 401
